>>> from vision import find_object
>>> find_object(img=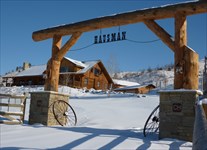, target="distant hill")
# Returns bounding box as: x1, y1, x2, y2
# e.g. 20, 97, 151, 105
113, 59, 205, 90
